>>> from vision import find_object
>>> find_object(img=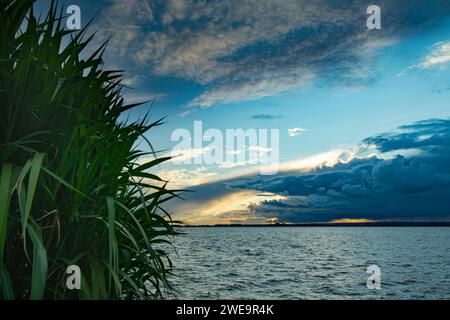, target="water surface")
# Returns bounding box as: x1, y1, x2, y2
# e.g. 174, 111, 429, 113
169, 227, 450, 299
